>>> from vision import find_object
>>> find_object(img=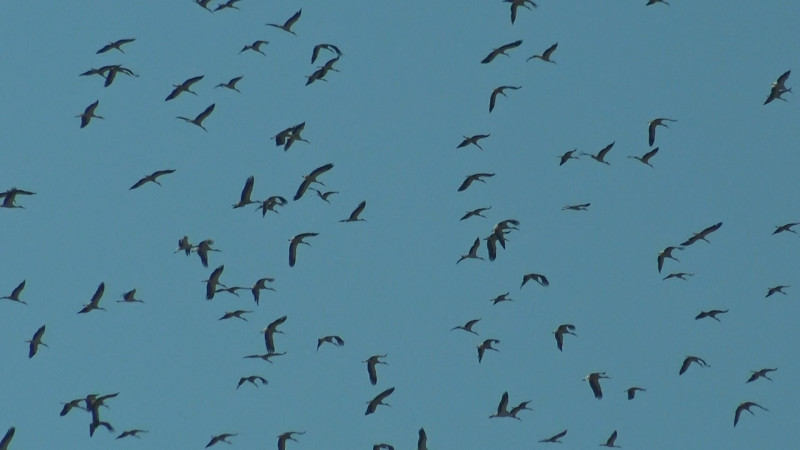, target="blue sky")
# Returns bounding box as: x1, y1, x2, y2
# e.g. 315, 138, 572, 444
1, 1, 798, 448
